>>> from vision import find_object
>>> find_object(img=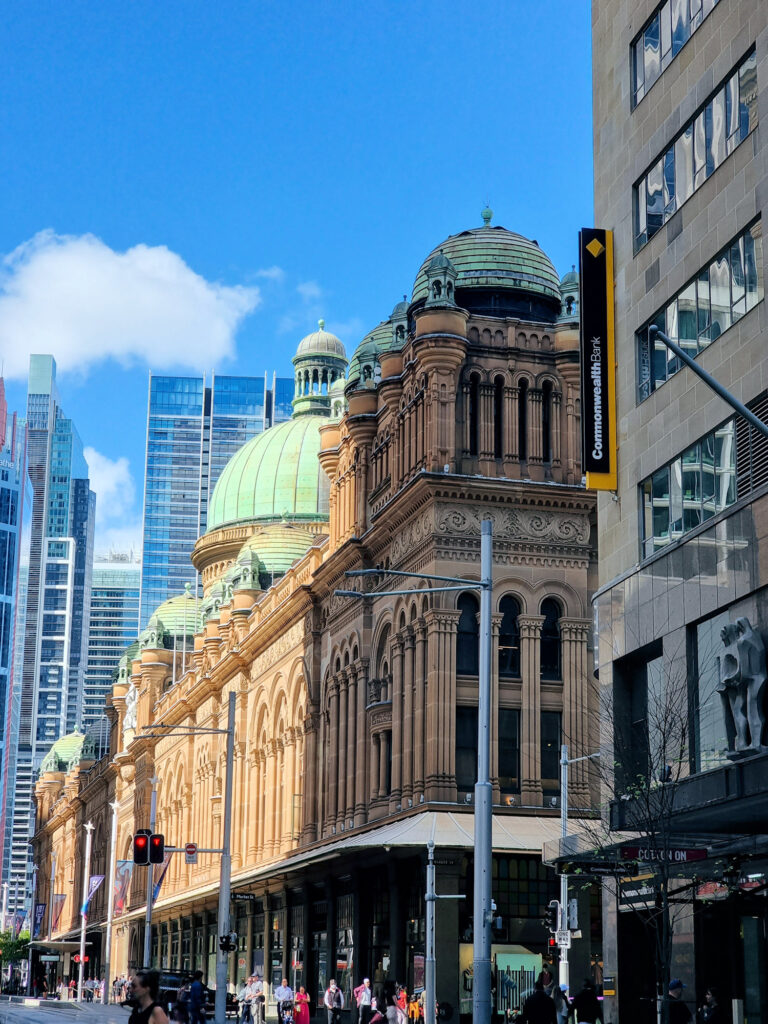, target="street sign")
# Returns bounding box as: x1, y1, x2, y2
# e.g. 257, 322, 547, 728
231, 892, 256, 902
620, 845, 708, 864
559, 861, 638, 877
185, 842, 198, 865
40, 955, 60, 962
555, 930, 571, 949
